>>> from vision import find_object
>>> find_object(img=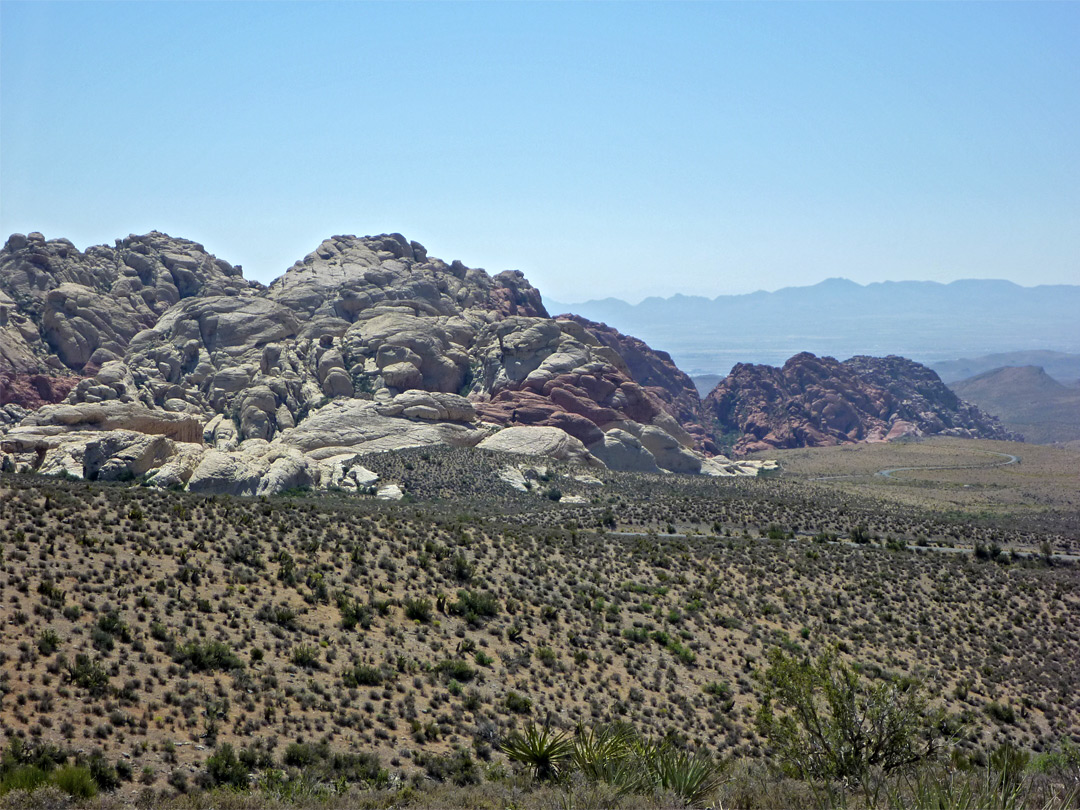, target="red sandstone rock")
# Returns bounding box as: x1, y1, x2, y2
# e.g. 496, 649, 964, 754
703, 352, 1021, 455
